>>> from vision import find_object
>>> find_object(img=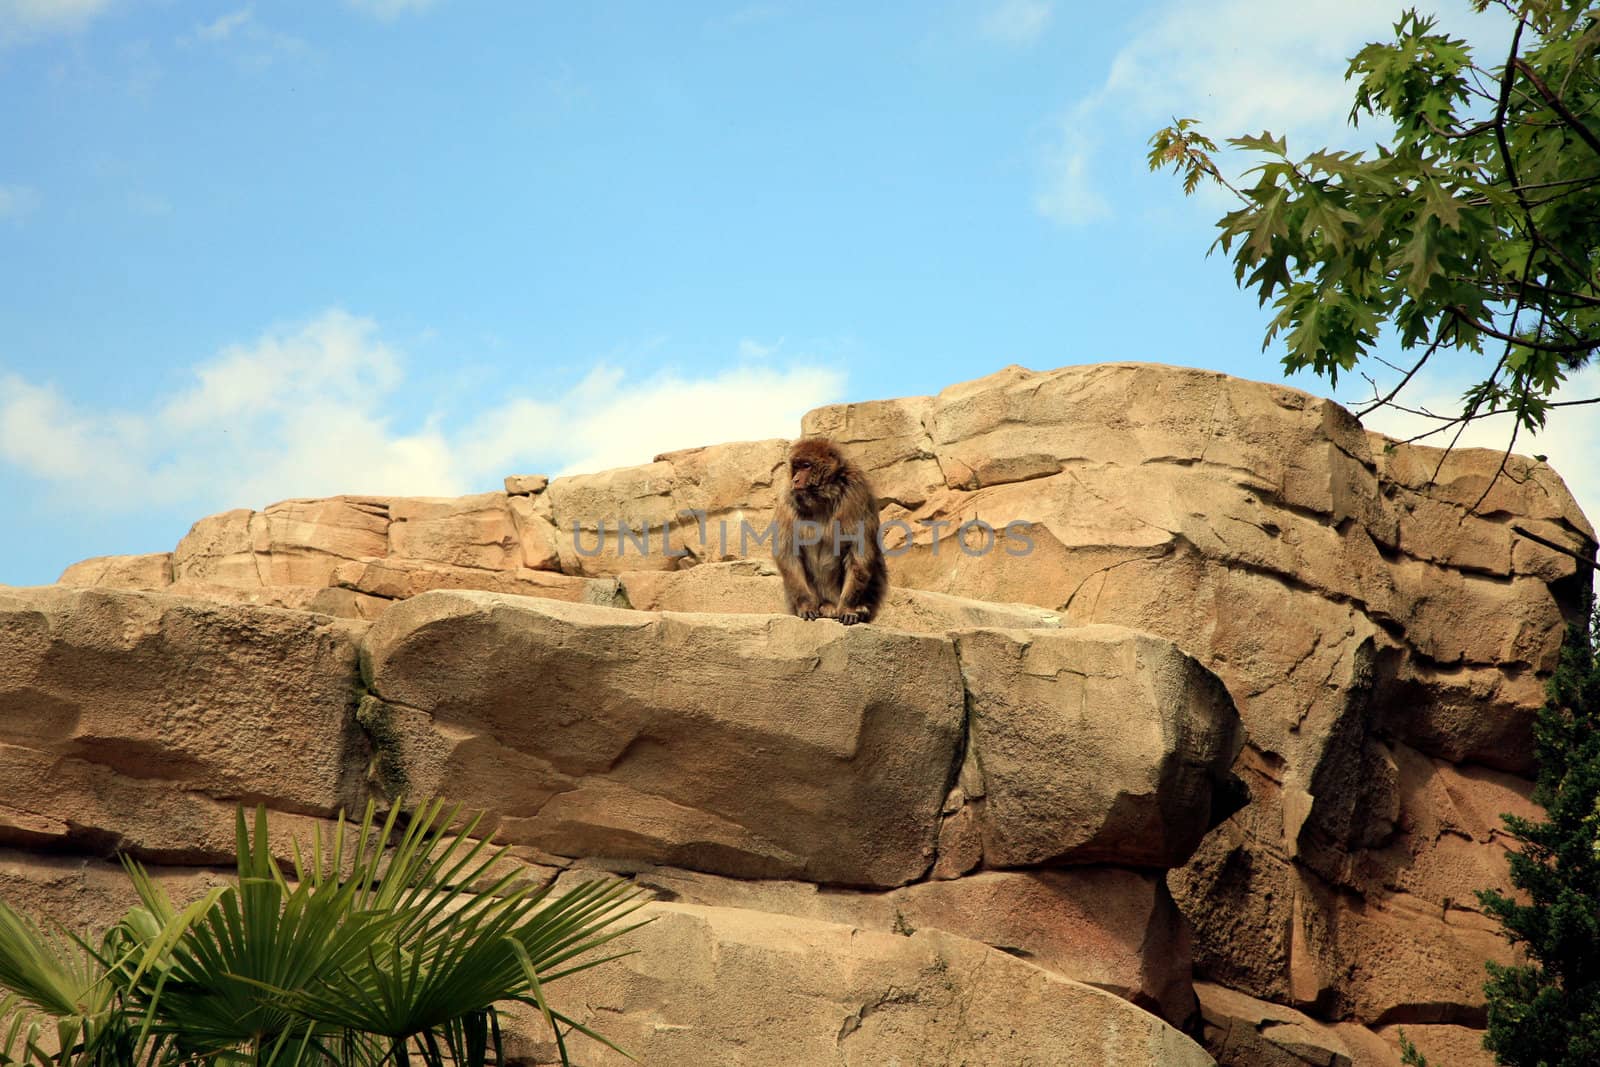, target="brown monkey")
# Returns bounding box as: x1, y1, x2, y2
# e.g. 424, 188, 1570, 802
773, 437, 888, 625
